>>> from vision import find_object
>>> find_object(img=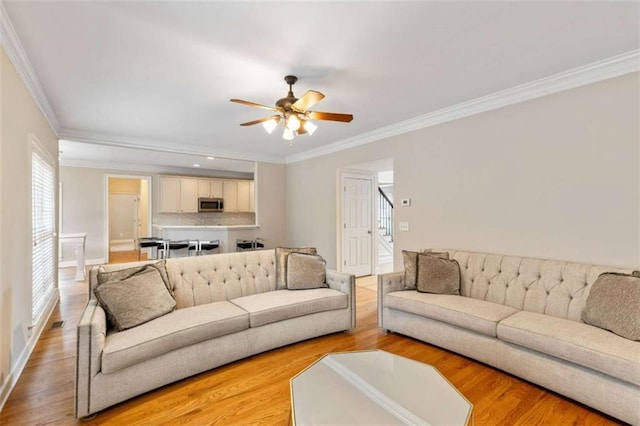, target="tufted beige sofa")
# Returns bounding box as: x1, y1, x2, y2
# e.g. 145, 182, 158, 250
378, 250, 639, 424
76, 249, 355, 417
